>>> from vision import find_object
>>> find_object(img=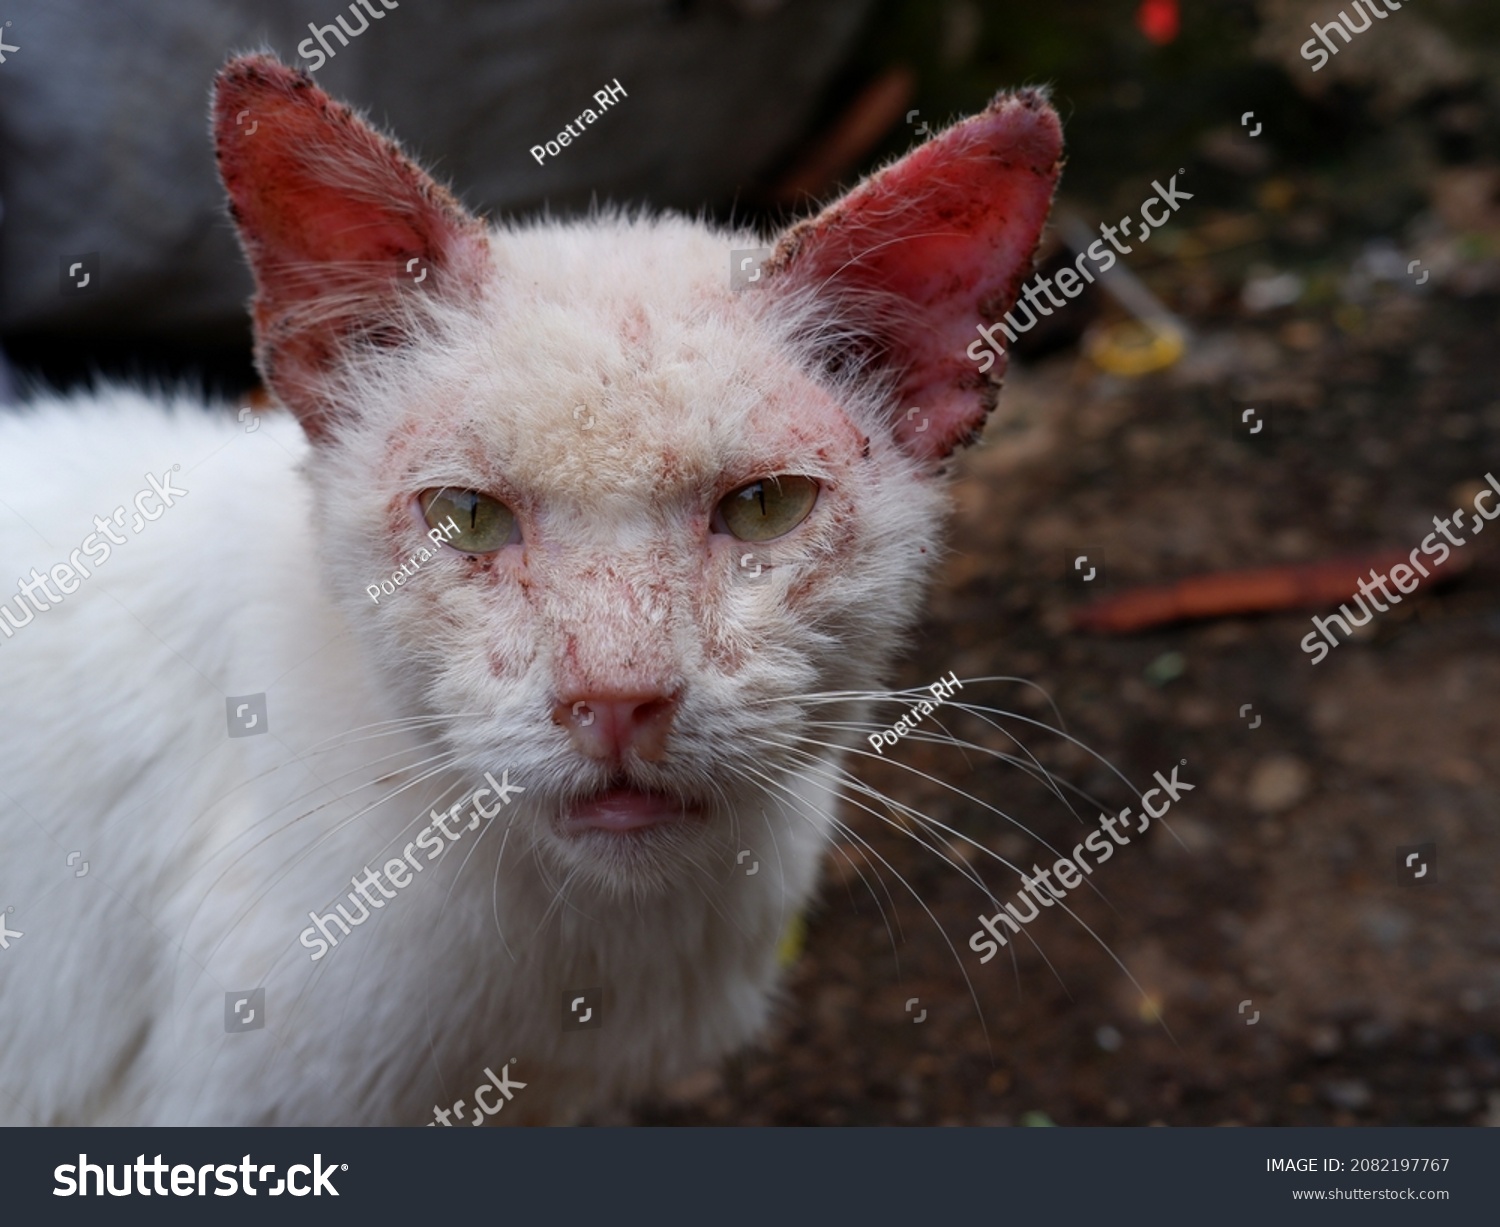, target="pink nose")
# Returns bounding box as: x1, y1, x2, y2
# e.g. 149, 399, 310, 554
552, 693, 680, 763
